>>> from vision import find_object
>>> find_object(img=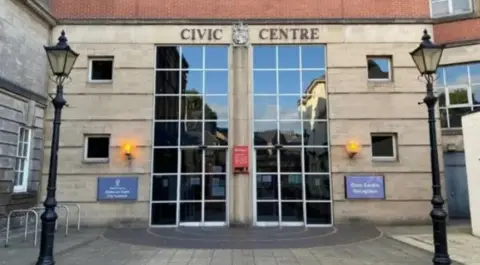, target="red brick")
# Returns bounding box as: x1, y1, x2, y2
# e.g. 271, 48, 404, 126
434, 18, 480, 44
